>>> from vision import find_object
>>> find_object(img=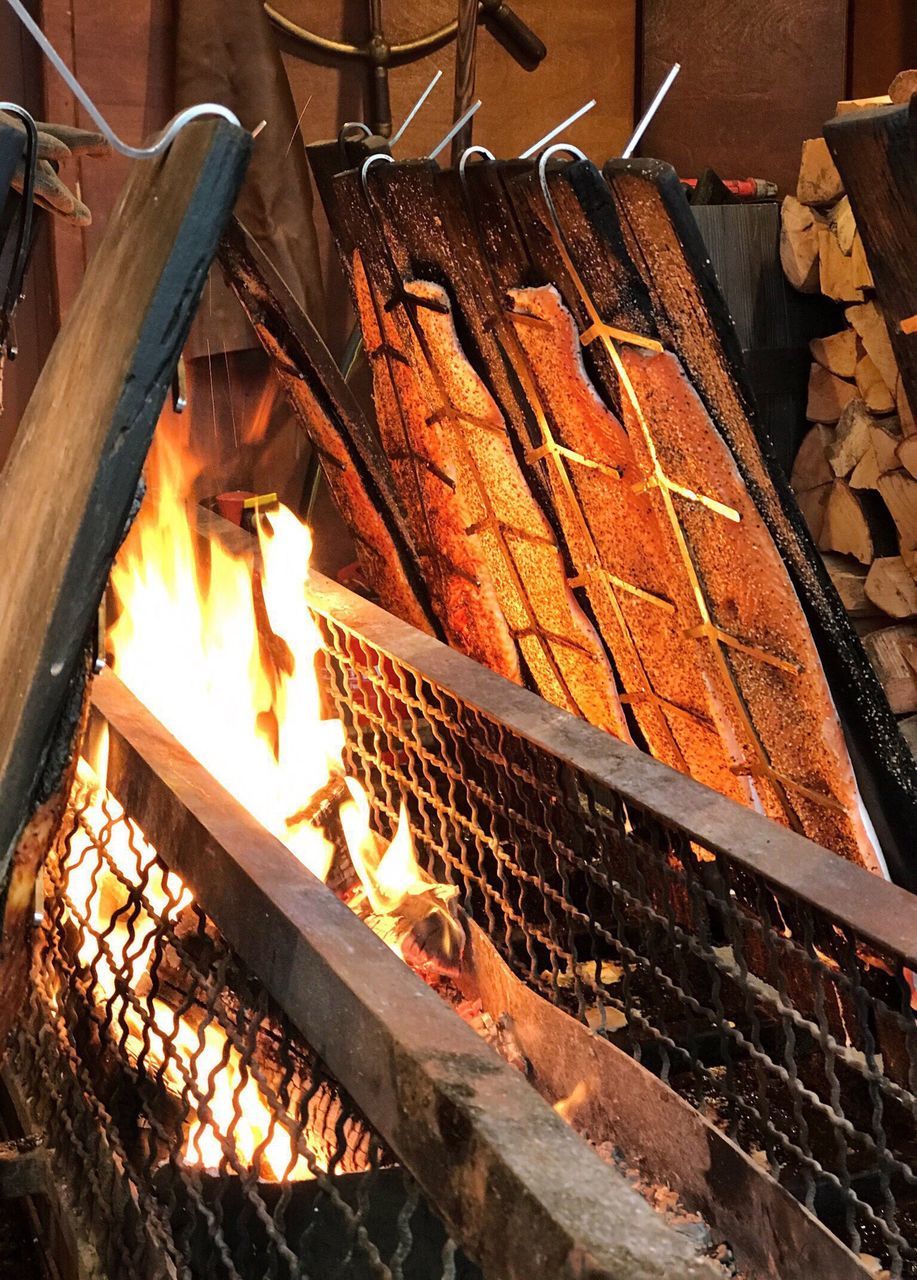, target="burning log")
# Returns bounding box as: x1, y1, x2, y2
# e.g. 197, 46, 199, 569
0, 119, 250, 1041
